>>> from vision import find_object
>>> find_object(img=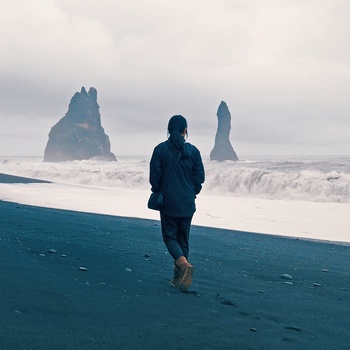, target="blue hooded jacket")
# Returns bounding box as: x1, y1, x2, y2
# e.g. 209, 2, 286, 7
149, 131, 205, 217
